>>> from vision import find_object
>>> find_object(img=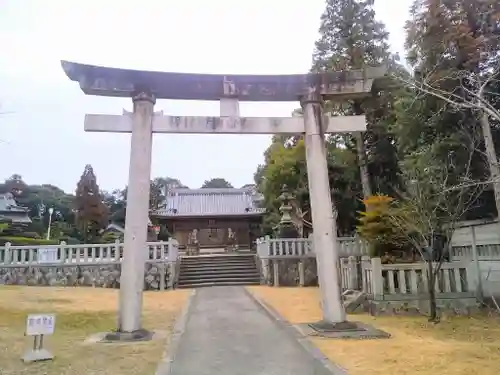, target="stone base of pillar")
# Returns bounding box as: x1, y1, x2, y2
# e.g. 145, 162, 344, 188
304, 320, 390, 339
102, 329, 153, 343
